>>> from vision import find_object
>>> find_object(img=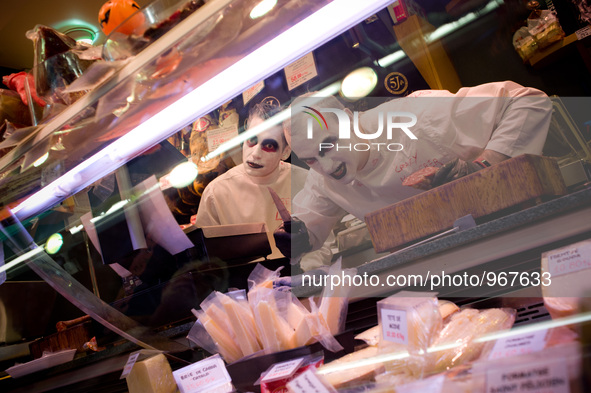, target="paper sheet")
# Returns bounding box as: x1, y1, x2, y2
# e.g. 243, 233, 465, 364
134, 176, 194, 255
